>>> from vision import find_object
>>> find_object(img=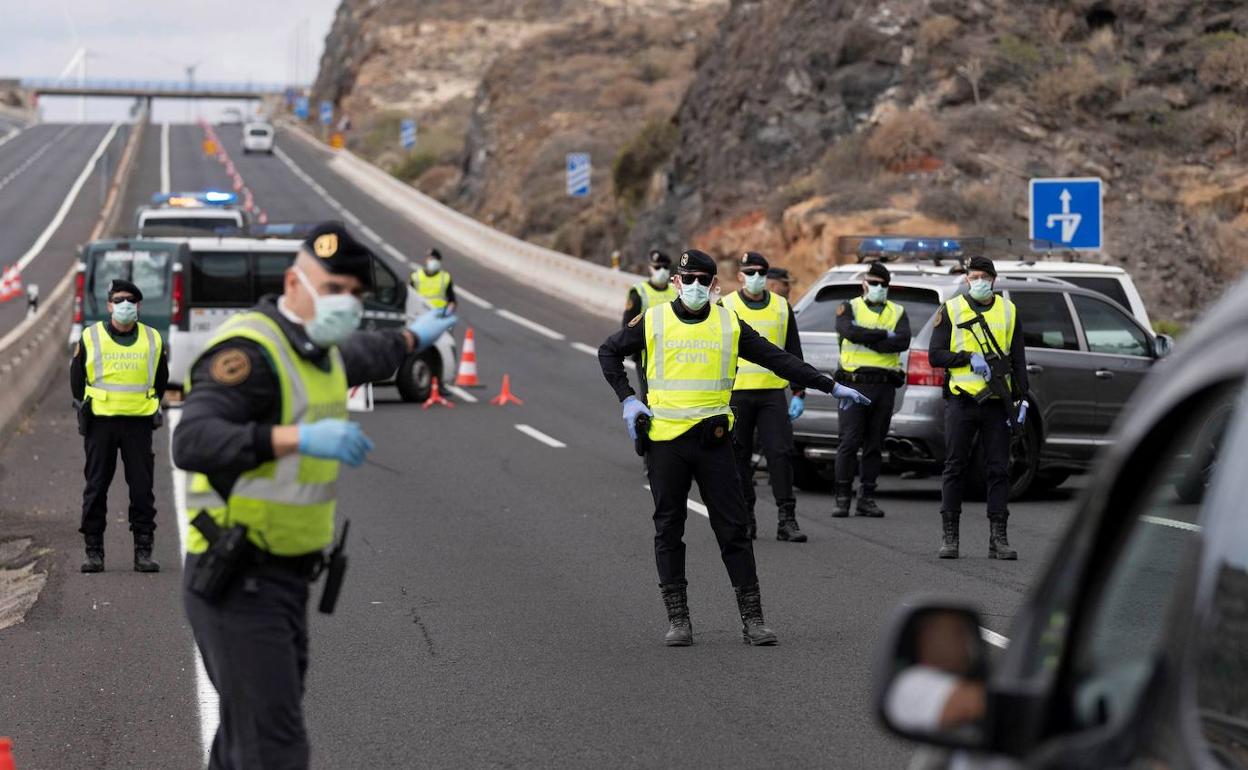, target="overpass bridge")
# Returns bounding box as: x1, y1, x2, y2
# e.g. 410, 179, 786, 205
18, 77, 300, 101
